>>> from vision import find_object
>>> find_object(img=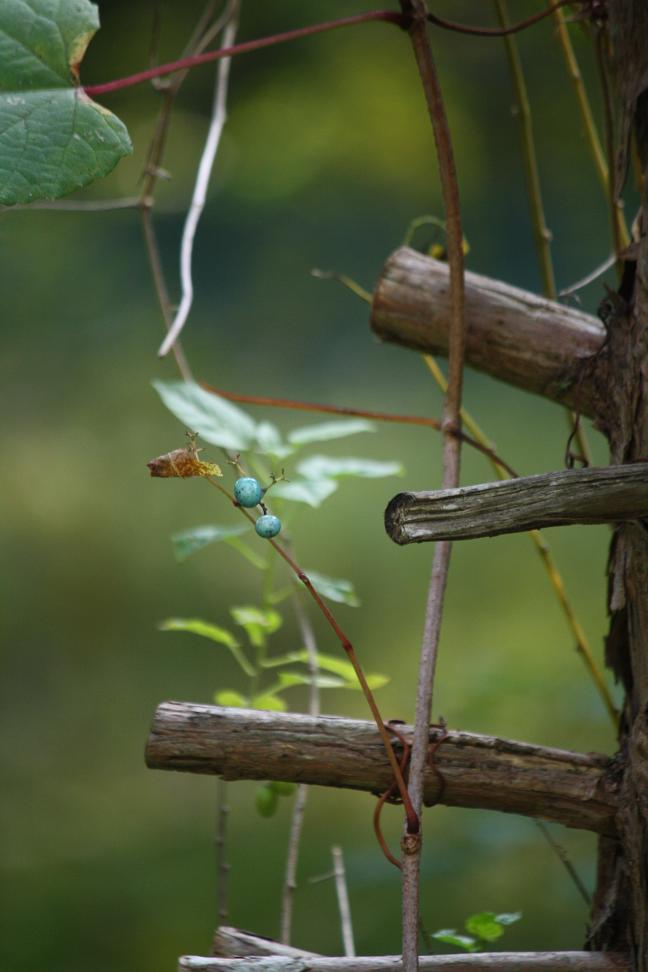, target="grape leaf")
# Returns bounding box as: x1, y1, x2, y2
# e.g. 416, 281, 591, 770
153, 381, 257, 451
171, 523, 251, 562
305, 570, 360, 607
0, 0, 132, 205
270, 478, 338, 508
